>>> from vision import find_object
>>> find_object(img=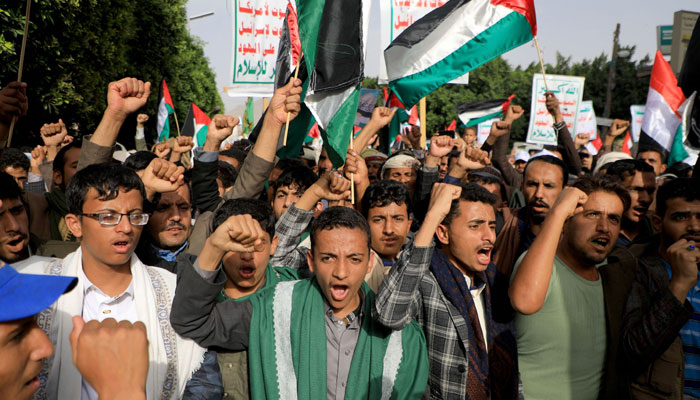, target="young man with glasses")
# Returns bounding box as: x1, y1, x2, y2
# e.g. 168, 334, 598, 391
13, 162, 212, 399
